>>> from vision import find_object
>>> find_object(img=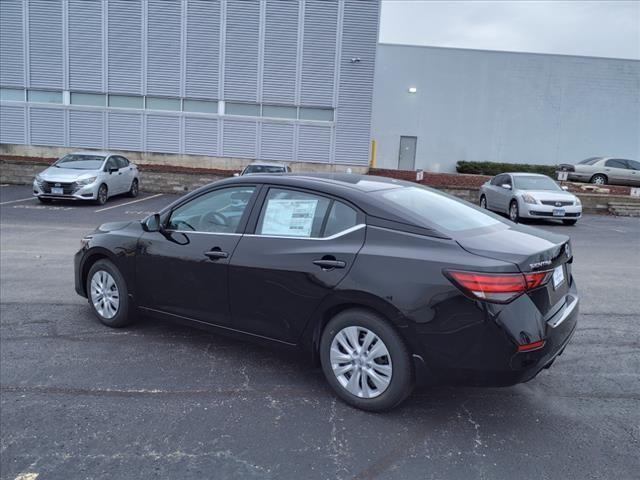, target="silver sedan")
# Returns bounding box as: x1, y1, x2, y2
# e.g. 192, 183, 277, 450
560, 157, 640, 186
33, 151, 139, 205
479, 173, 582, 225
